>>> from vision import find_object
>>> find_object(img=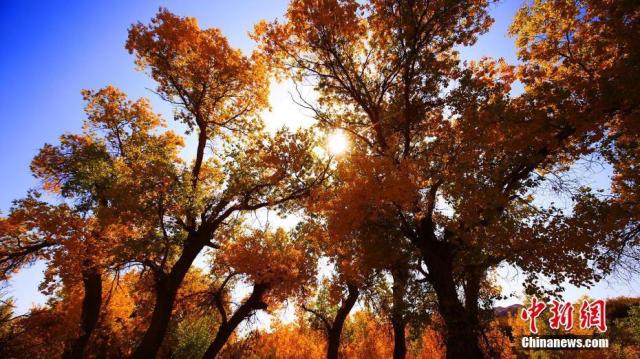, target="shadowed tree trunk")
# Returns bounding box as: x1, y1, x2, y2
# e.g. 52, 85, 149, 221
463, 265, 483, 331
62, 266, 102, 359
326, 283, 359, 359
391, 319, 407, 359
392, 318, 407, 359
391, 266, 409, 359
132, 237, 206, 359
202, 283, 269, 359
302, 282, 360, 359
418, 238, 483, 359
